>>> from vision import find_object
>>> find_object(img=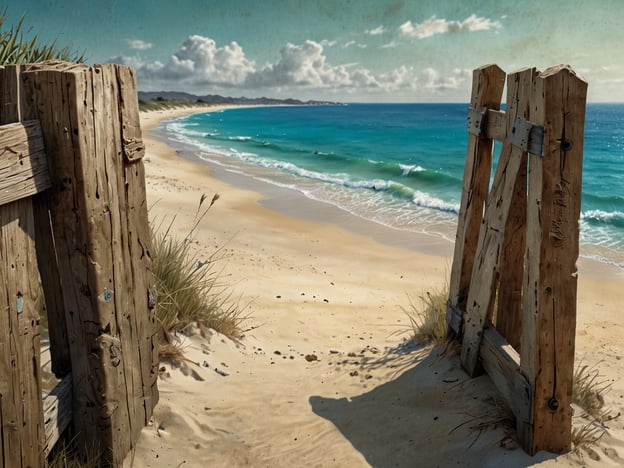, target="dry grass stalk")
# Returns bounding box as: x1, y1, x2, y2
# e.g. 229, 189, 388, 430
151, 194, 246, 359
47, 436, 101, 468
571, 359, 614, 449
402, 285, 449, 346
